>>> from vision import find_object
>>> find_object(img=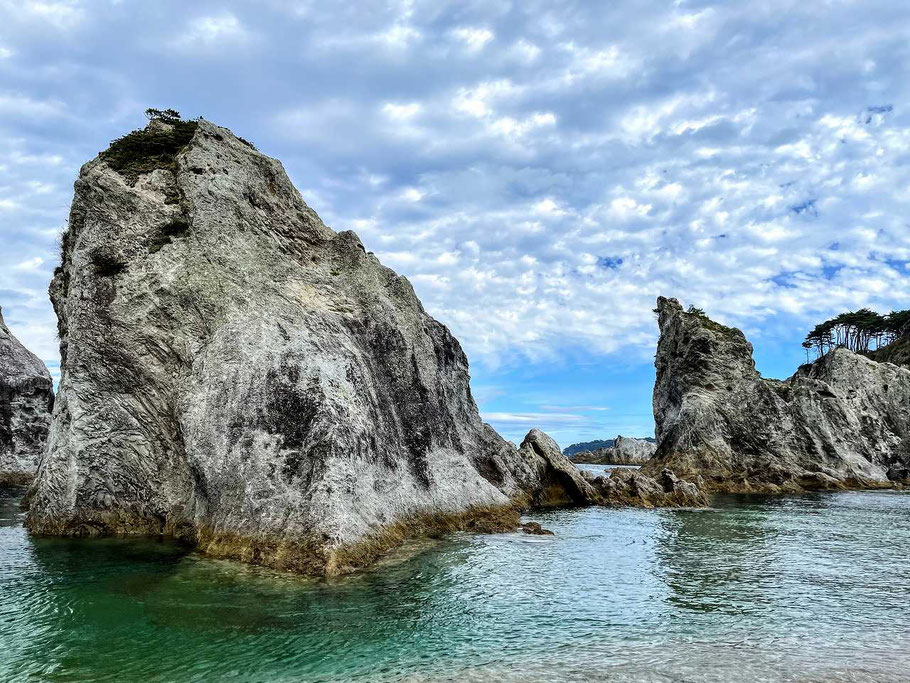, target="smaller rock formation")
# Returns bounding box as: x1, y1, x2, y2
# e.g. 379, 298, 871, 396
612, 435, 657, 464
570, 435, 656, 465
582, 467, 707, 508
647, 297, 910, 493
515, 429, 598, 506
521, 521, 554, 535
523, 428, 706, 508
0, 308, 54, 486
